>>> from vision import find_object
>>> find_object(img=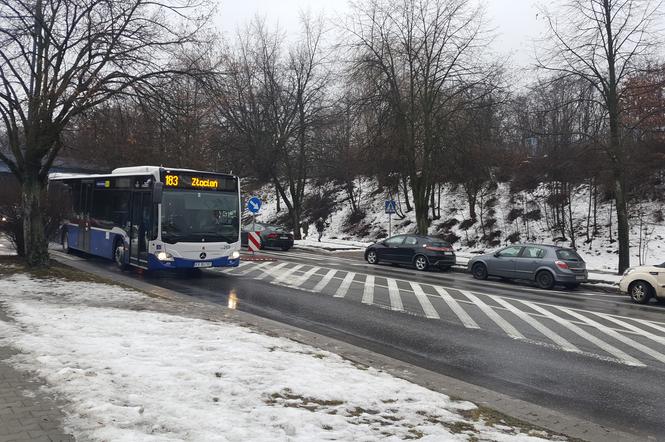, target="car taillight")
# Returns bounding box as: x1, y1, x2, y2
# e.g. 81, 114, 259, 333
267, 233, 279, 239
424, 245, 453, 252
555, 260, 569, 270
